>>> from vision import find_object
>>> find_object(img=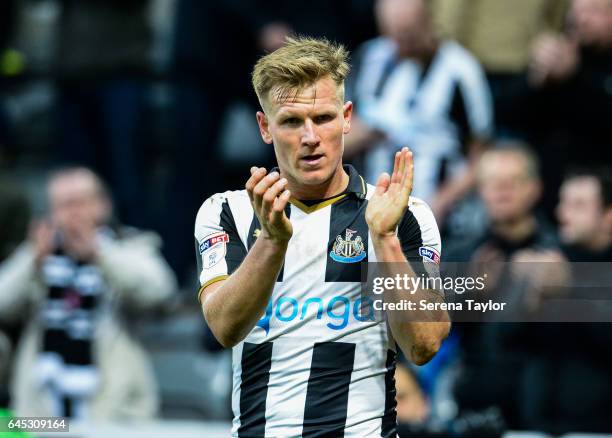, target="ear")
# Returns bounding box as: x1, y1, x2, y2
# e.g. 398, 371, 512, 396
603, 207, 612, 233
342, 101, 353, 135
256, 111, 273, 144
